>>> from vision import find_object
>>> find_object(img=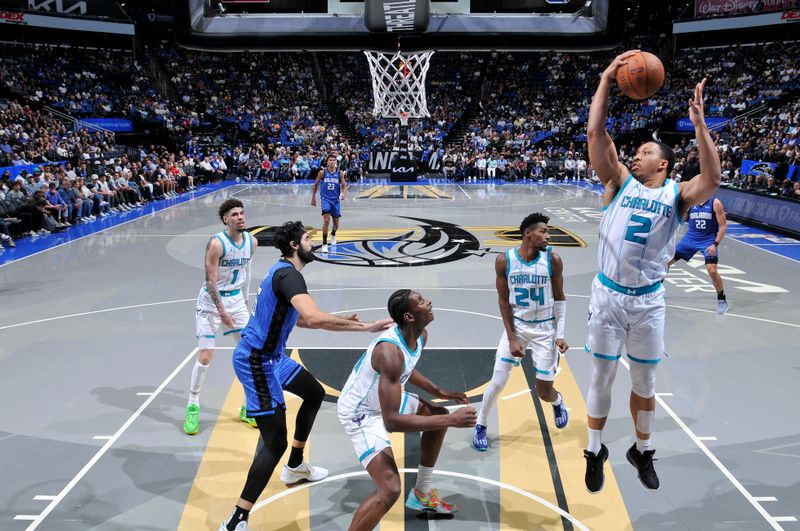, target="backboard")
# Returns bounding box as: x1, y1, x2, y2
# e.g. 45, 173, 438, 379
175, 0, 624, 52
